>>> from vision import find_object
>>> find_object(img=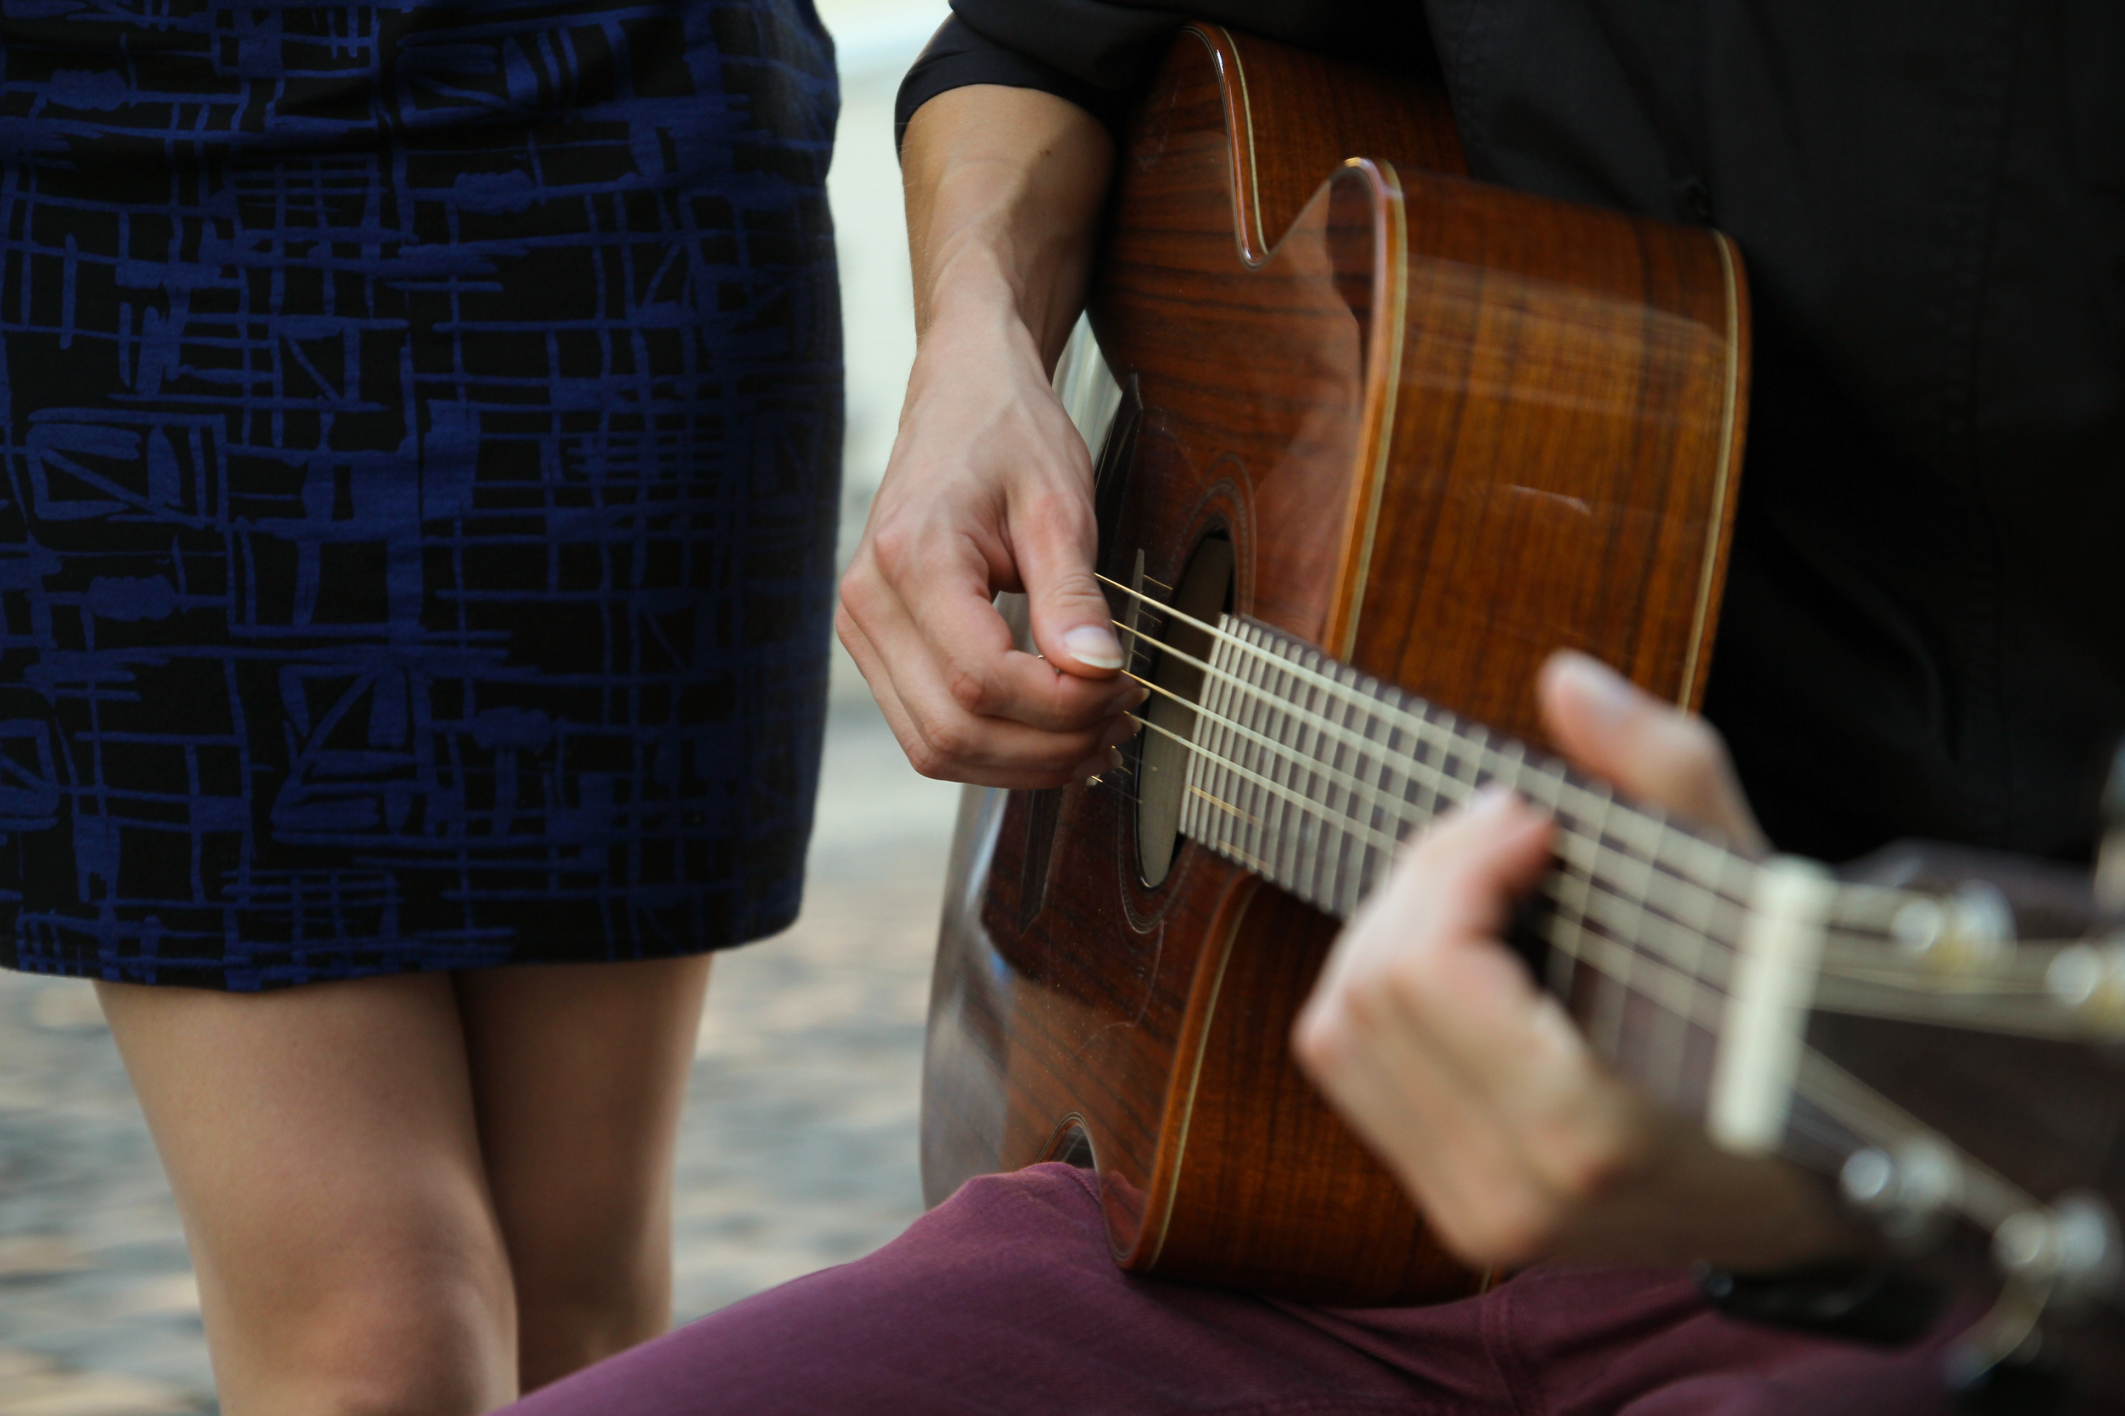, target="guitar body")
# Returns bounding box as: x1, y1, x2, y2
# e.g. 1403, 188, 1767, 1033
922, 26, 1749, 1304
